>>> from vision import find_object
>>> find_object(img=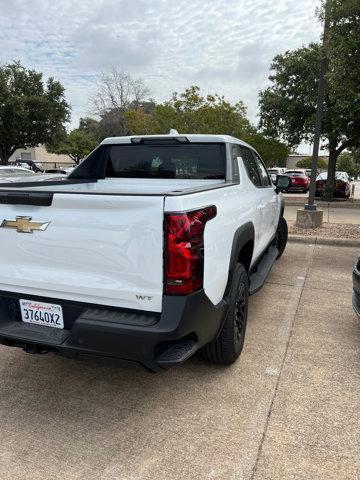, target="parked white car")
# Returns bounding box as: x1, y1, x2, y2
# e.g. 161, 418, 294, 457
0, 166, 36, 177
268, 167, 286, 183
0, 133, 291, 371
0, 166, 66, 184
